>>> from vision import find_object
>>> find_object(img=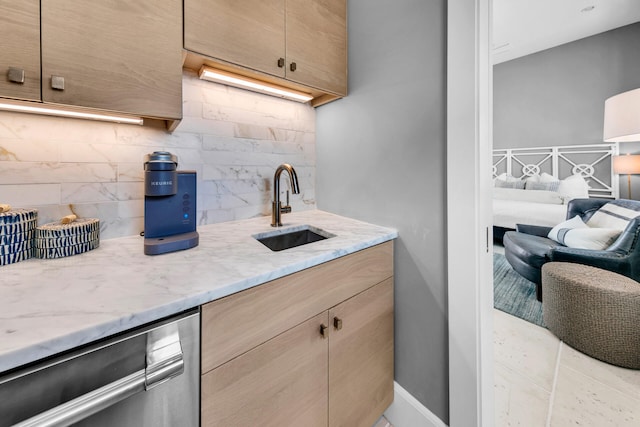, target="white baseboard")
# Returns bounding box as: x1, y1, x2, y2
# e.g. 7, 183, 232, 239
383, 382, 448, 427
